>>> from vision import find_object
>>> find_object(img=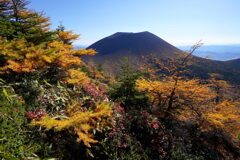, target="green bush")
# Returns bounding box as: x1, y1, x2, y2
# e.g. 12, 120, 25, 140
108, 58, 150, 110
0, 86, 39, 159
